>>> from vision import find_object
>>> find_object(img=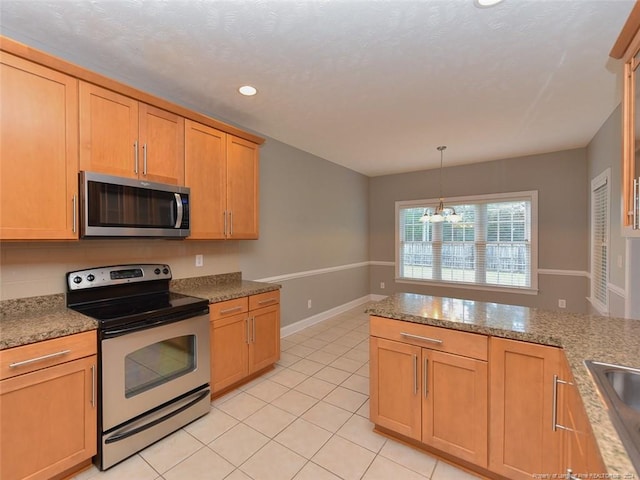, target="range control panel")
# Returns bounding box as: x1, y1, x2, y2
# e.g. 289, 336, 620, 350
66, 264, 171, 291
